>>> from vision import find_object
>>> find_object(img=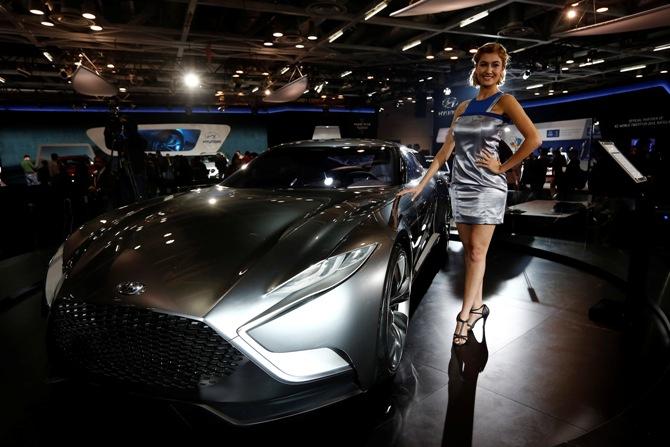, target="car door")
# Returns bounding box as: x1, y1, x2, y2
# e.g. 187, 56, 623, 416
399, 148, 436, 268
